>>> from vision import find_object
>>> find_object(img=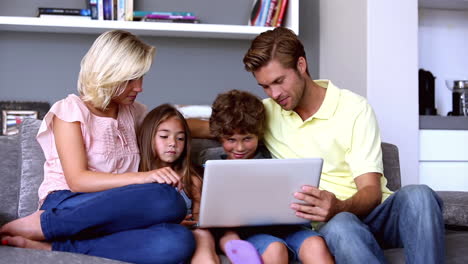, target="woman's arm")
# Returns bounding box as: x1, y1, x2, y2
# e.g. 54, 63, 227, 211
53, 116, 180, 192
